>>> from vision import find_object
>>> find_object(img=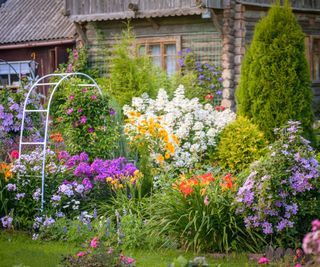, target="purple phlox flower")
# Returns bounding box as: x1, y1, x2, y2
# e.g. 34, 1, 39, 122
185, 48, 192, 53
79, 152, 89, 162
74, 162, 91, 177
15, 192, 25, 200
56, 211, 65, 218
67, 108, 73, 115
6, 183, 17, 191
32, 188, 41, 201
51, 194, 61, 202
82, 177, 93, 191
209, 84, 215, 89
63, 226, 68, 234
9, 103, 20, 111
216, 90, 222, 95
58, 183, 74, 197
1, 216, 13, 228
93, 208, 97, 219
262, 221, 273, 234
43, 217, 55, 227
66, 155, 80, 168
87, 127, 94, 133
58, 150, 70, 161
109, 108, 116, 116
79, 116, 87, 124
75, 184, 85, 194
218, 77, 224, 82
198, 74, 205, 80
276, 218, 294, 232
